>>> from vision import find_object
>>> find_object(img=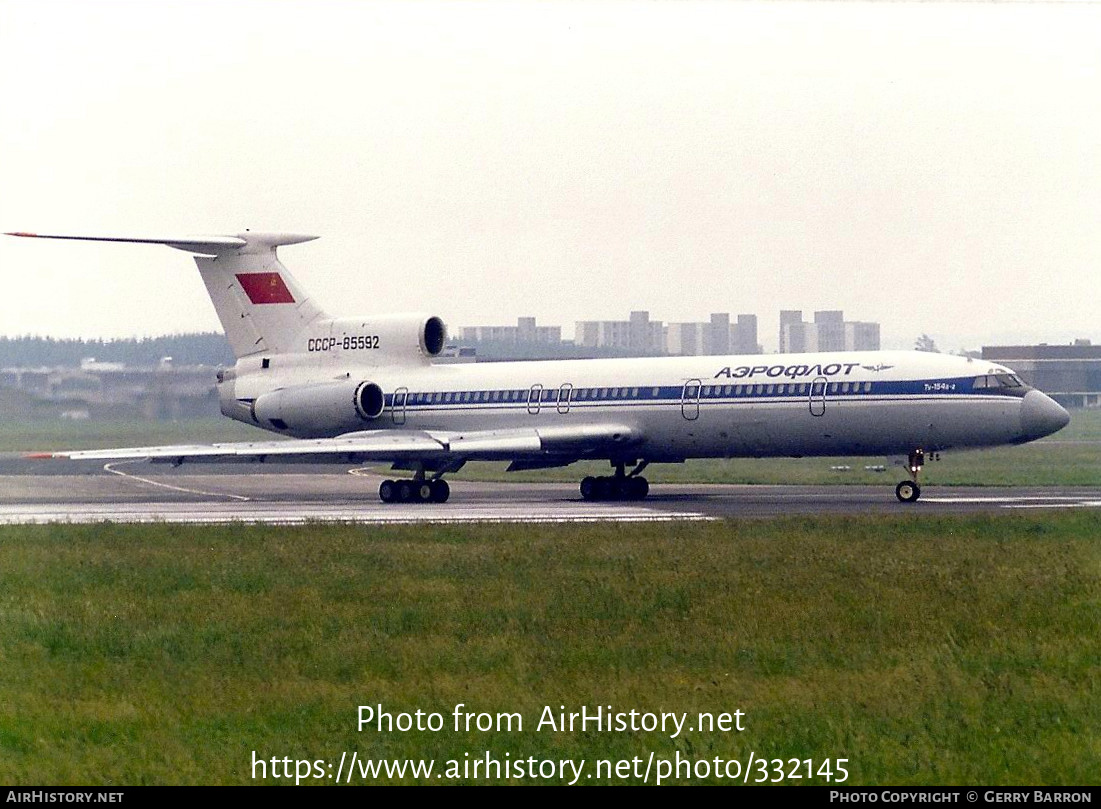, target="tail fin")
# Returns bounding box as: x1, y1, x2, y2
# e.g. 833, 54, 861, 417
5, 231, 326, 359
